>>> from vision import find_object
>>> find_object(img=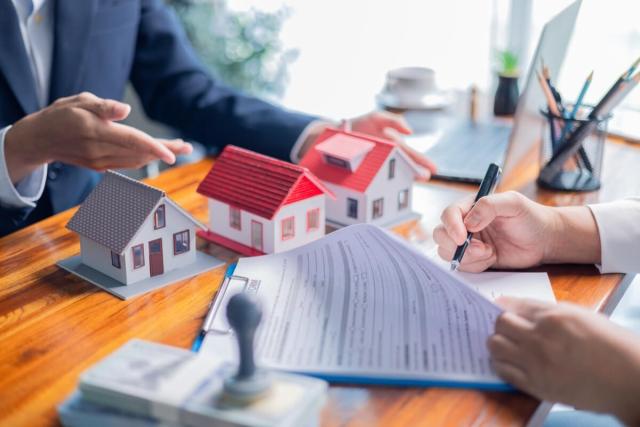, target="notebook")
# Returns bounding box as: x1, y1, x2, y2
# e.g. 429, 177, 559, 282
200, 224, 552, 391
